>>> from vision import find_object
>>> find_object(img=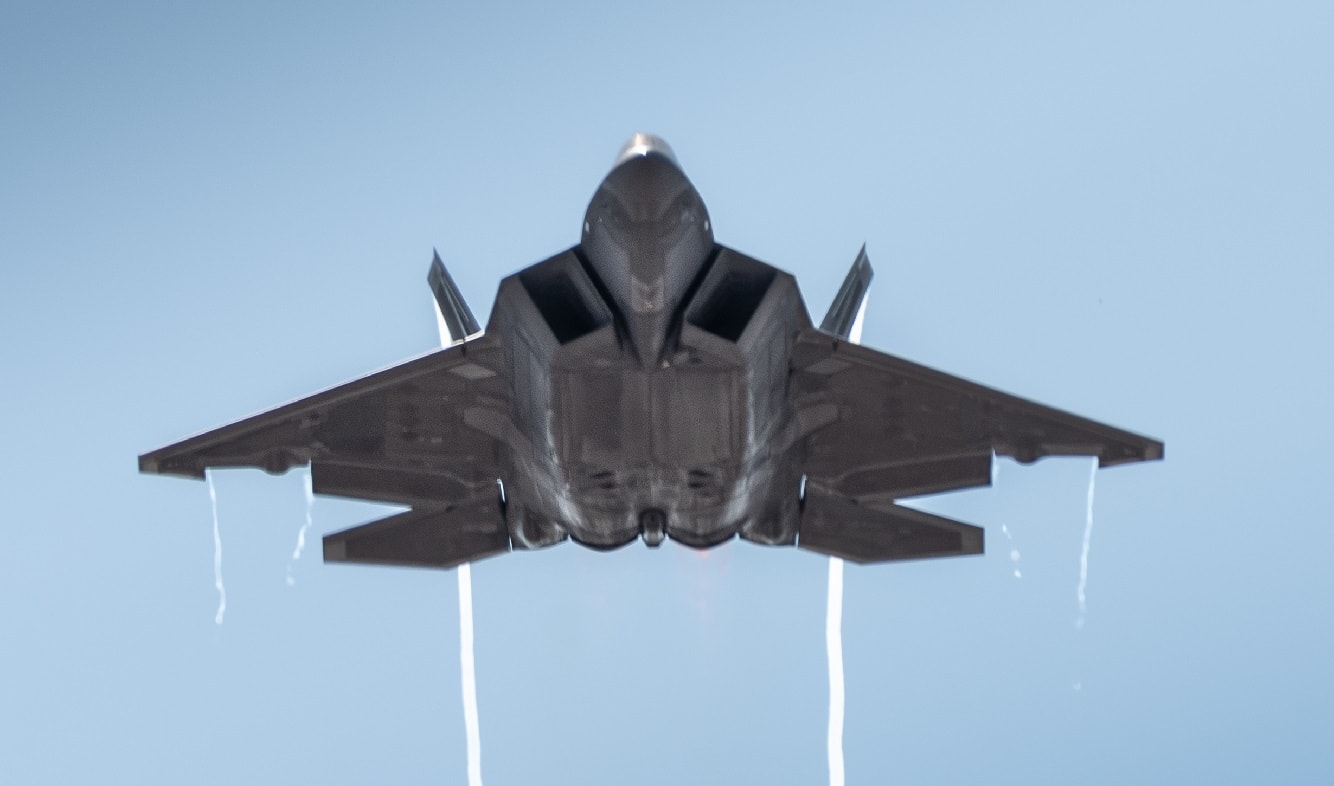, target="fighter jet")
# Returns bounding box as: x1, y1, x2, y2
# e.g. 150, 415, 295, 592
139, 134, 1162, 569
